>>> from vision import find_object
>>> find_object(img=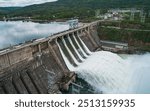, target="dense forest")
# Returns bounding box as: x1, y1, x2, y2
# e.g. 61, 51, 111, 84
0, 0, 150, 20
